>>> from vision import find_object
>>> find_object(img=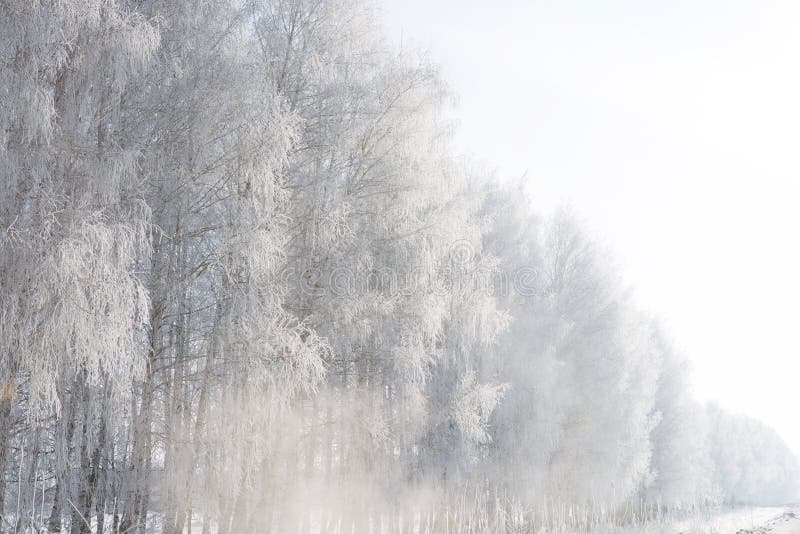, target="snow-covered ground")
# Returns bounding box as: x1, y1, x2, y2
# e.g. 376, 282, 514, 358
673, 507, 797, 533
728, 509, 800, 534
620, 506, 800, 534
532, 505, 800, 534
